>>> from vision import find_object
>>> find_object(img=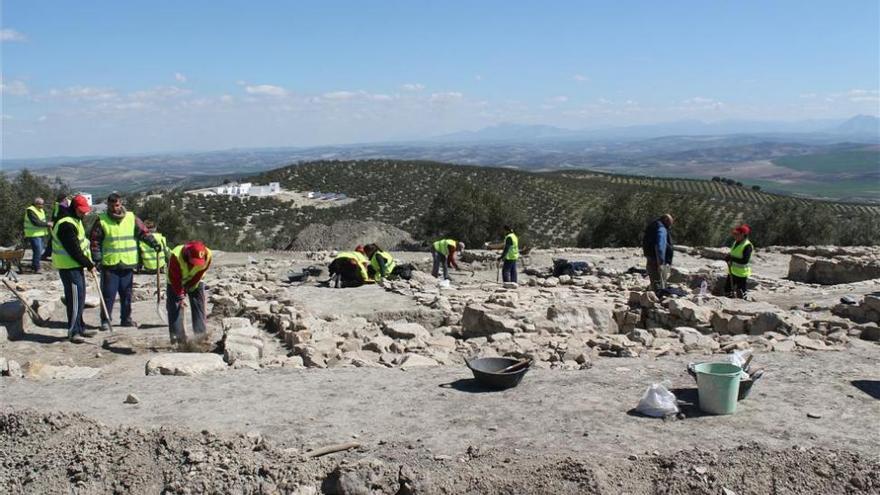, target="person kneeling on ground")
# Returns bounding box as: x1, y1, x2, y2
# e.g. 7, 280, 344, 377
166, 241, 212, 344
328, 249, 371, 288
725, 224, 753, 299
52, 195, 97, 343
363, 243, 398, 281
430, 238, 464, 280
